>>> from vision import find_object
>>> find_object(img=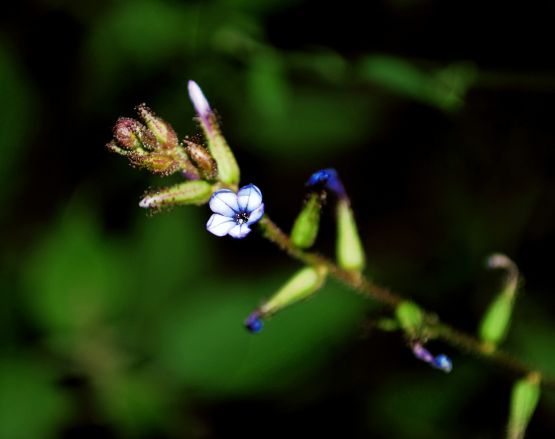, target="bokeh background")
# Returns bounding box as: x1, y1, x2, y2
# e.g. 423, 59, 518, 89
1, 0, 555, 438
